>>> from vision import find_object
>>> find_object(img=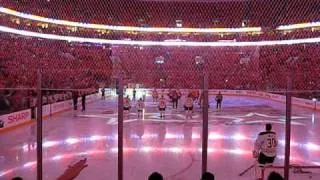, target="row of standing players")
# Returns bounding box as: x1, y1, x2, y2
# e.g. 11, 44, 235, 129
122, 89, 223, 119
71, 89, 223, 113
